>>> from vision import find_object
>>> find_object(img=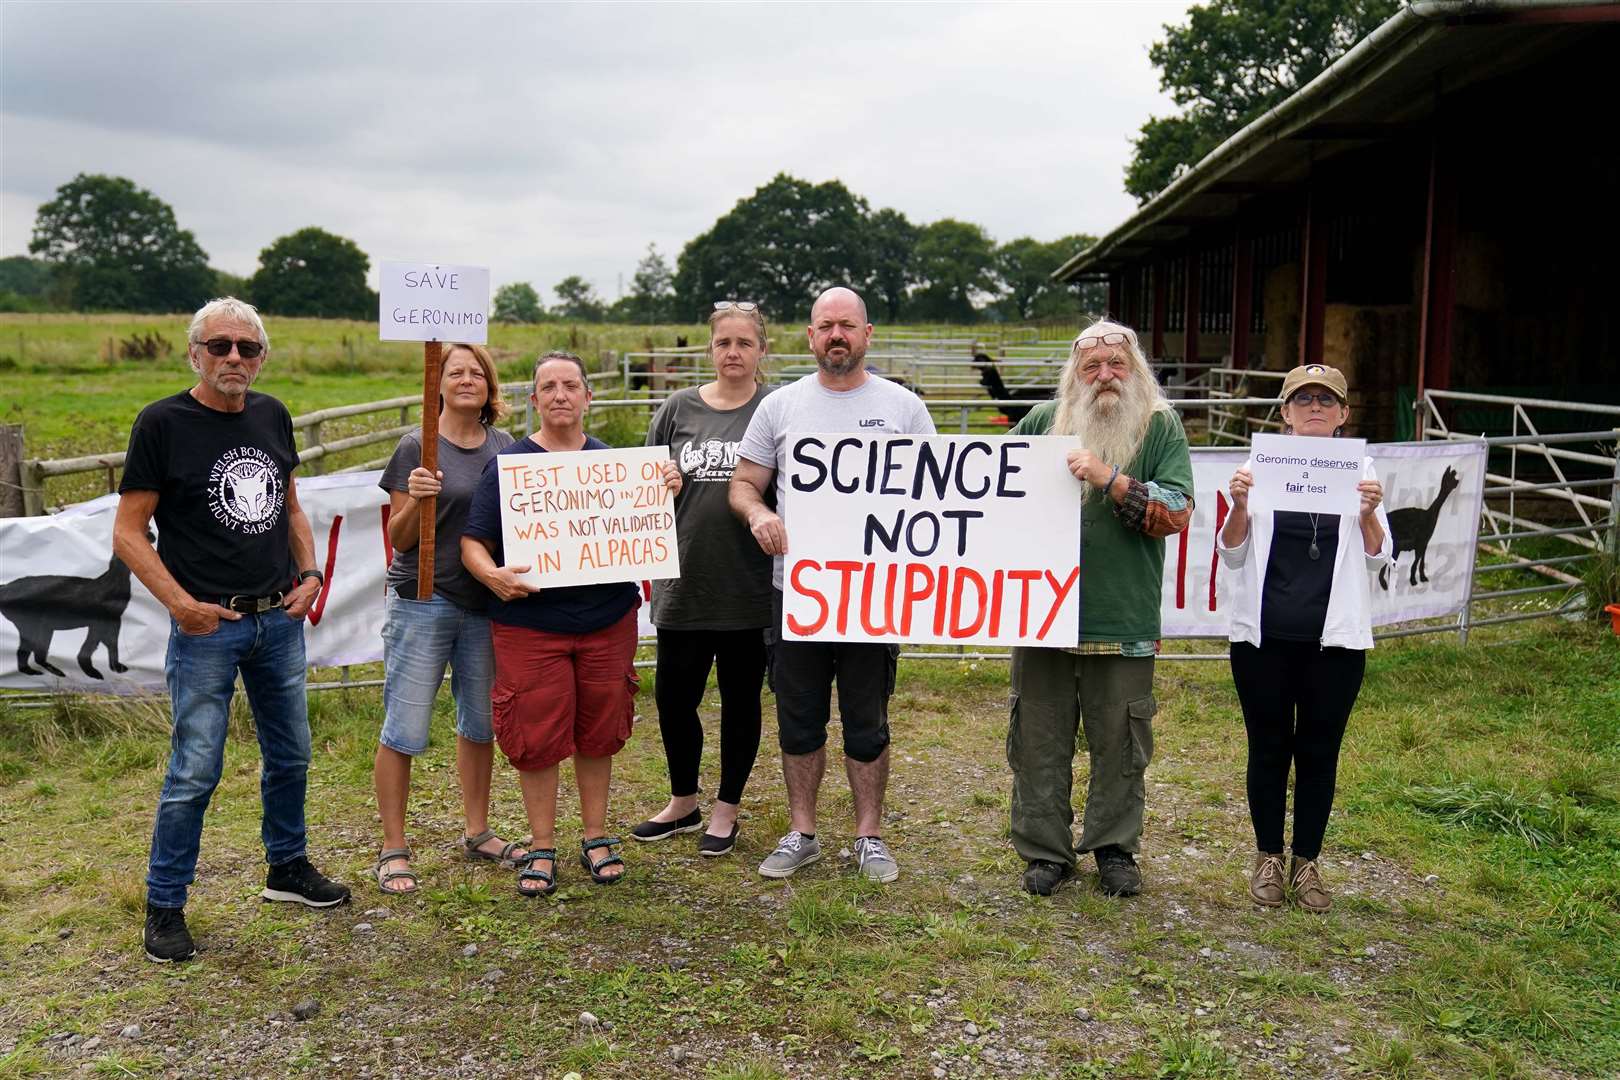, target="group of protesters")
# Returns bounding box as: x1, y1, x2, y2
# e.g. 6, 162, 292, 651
113, 287, 1389, 963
